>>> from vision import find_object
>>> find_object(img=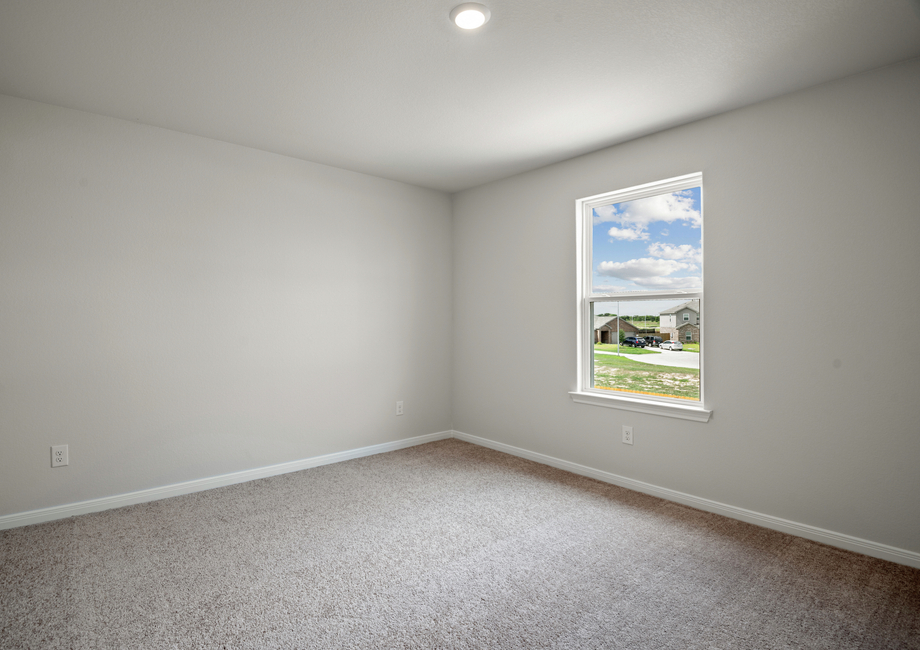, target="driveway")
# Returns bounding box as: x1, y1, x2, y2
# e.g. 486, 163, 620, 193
596, 348, 700, 370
